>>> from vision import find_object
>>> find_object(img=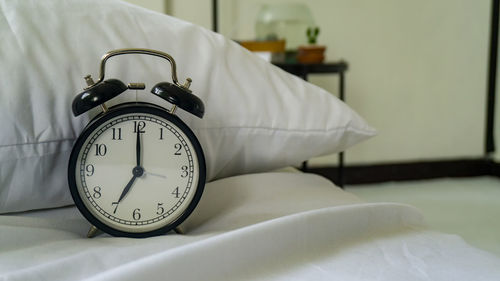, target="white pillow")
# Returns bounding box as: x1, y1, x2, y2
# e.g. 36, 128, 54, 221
0, 0, 375, 213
